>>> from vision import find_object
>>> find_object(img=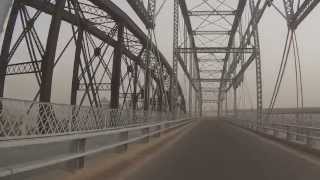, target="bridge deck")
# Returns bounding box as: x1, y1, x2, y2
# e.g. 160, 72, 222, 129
127, 118, 320, 180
